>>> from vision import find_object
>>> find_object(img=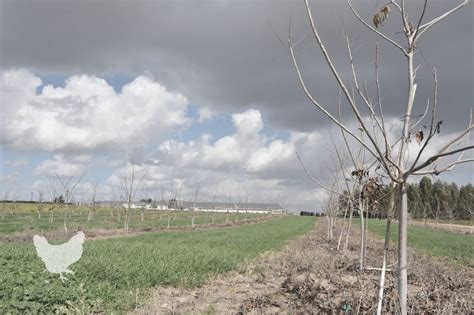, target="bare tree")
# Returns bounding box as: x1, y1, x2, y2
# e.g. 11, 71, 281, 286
52, 167, 86, 233
119, 152, 149, 232
211, 188, 218, 225
0, 191, 9, 219
37, 190, 44, 219
191, 177, 201, 228
226, 188, 232, 224
159, 170, 182, 229
289, 1, 473, 313
297, 136, 372, 271
87, 180, 99, 222
322, 188, 339, 242
109, 184, 123, 222
46, 182, 58, 223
